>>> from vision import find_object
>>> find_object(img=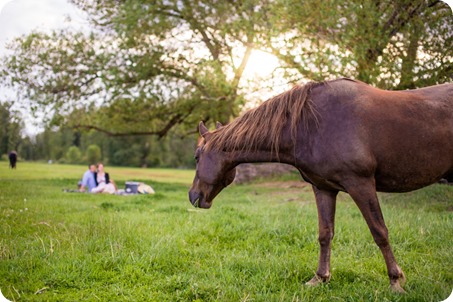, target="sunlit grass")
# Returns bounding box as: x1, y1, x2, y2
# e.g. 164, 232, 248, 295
0, 161, 194, 184
0, 162, 452, 301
